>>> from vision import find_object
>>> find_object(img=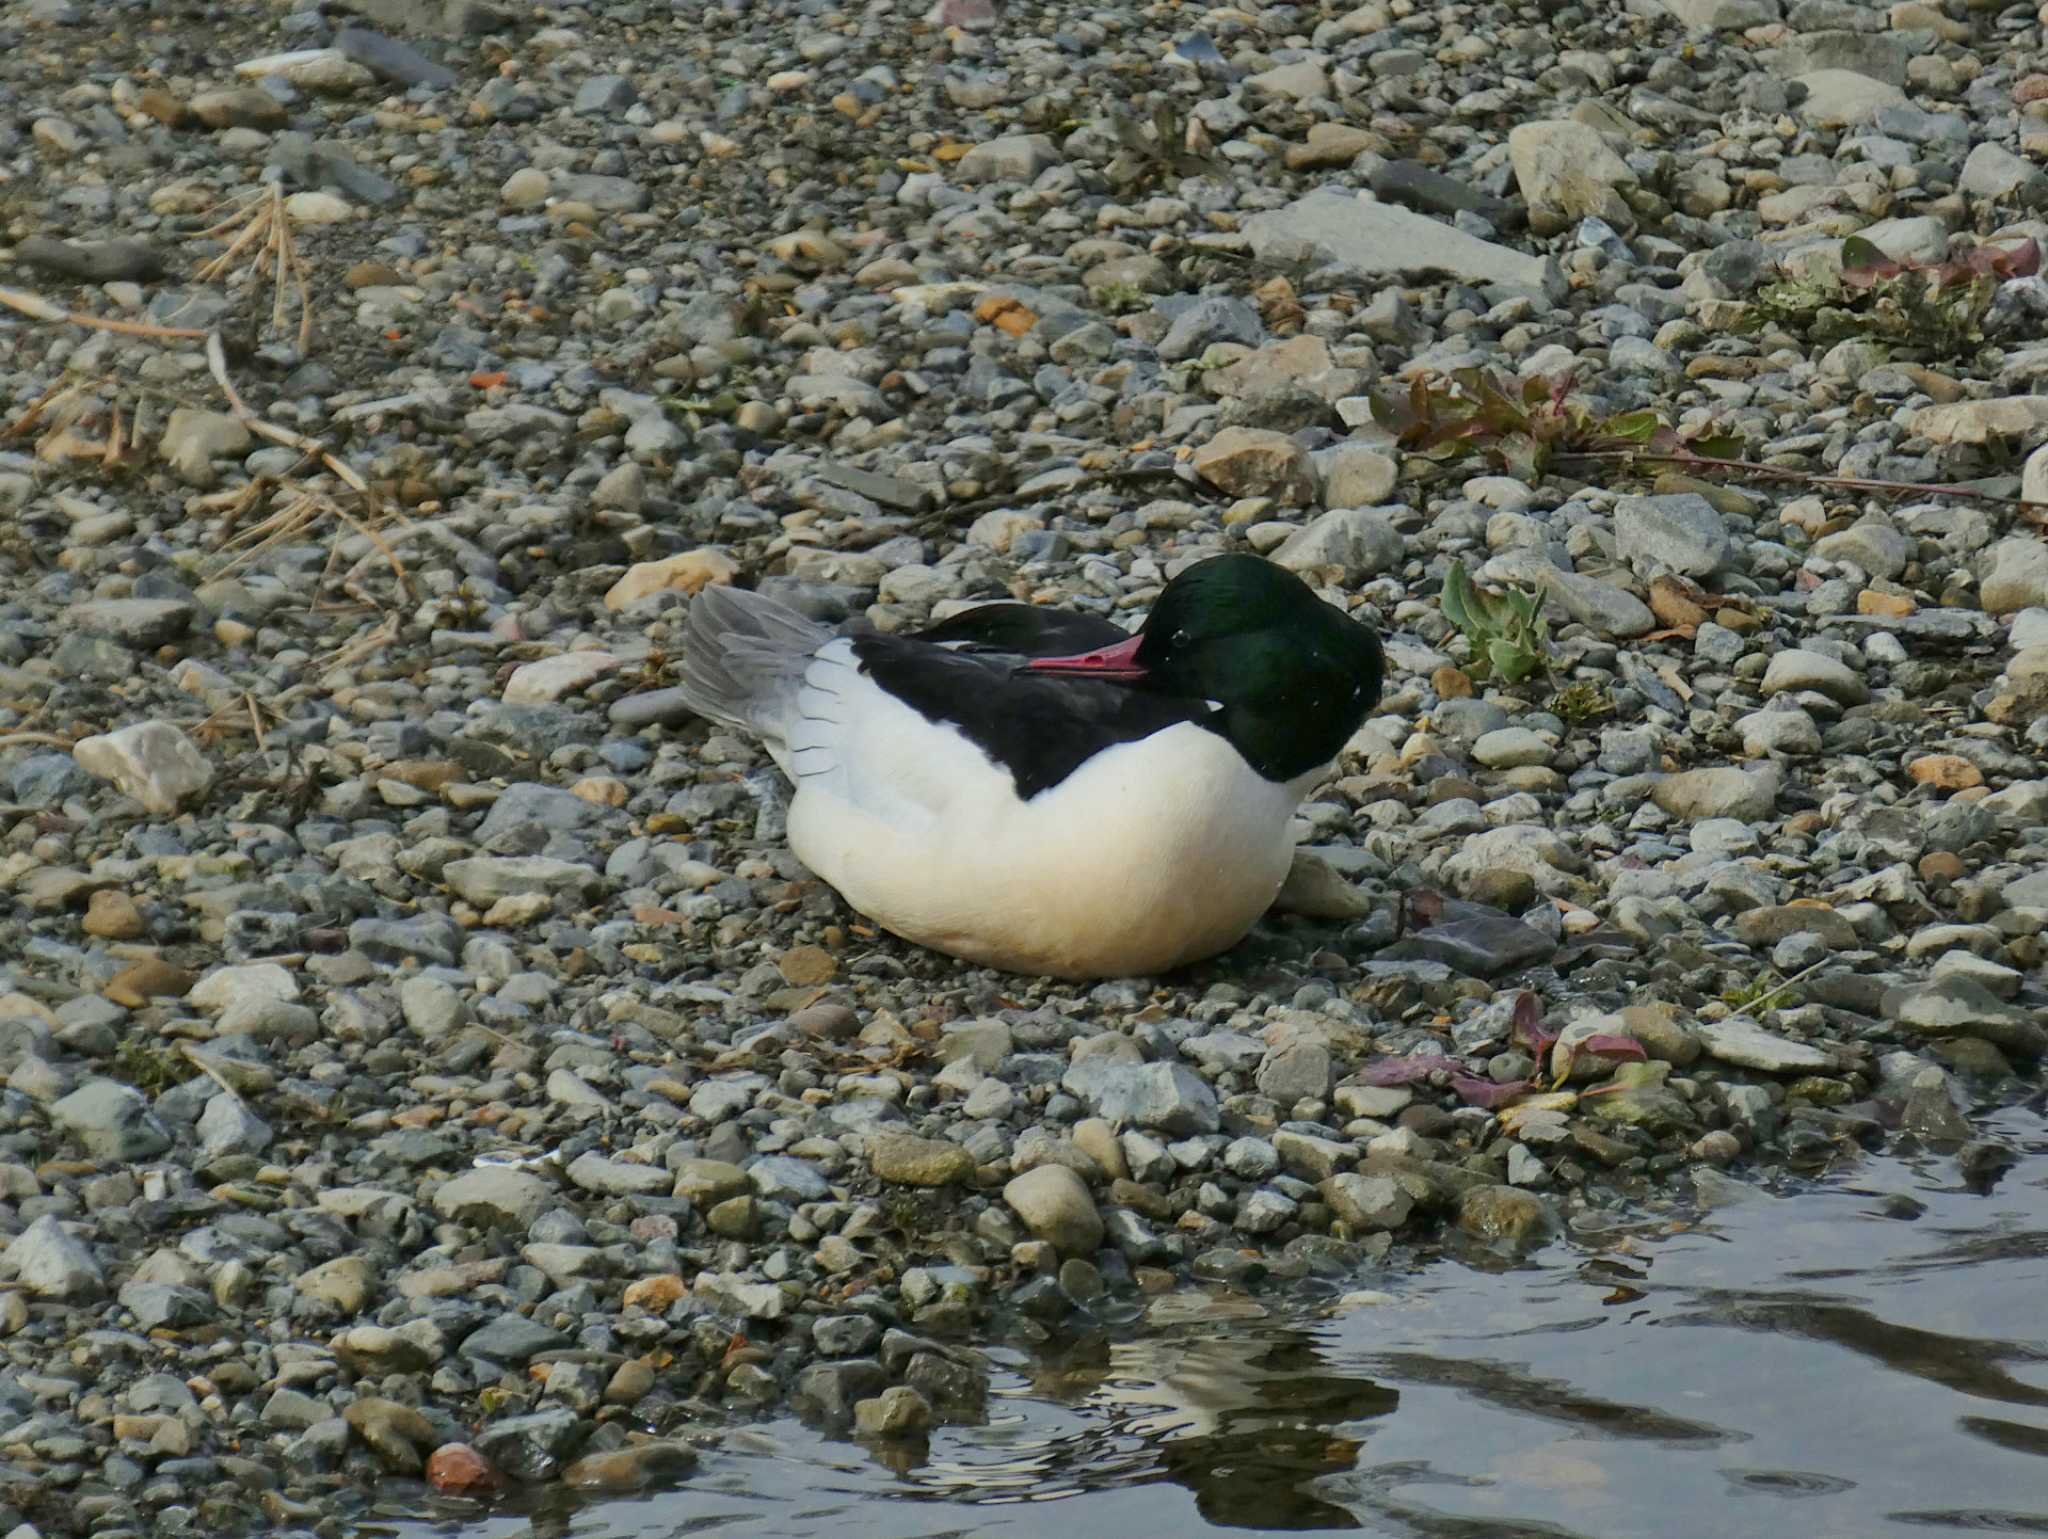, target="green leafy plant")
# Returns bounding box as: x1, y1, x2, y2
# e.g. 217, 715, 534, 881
1370, 366, 1740, 480
1440, 561, 1551, 684
1090, 280, 1150, 315
1362, 362, 2048, 535
1547, 680, 1618, 724
1750, 235, 2040, 356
